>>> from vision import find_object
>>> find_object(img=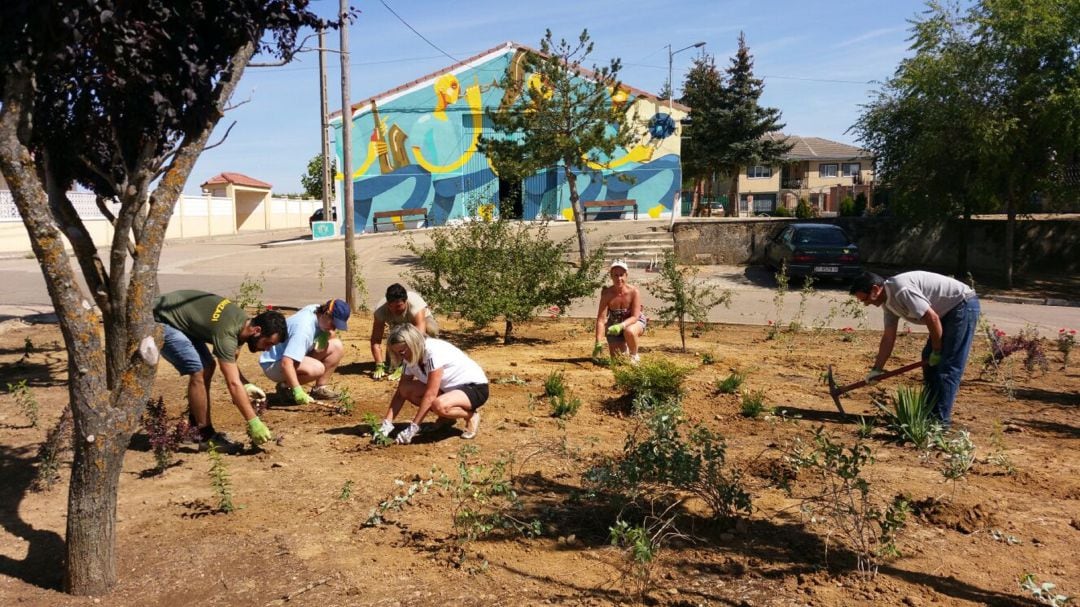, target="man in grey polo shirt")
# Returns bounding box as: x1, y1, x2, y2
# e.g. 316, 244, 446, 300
850, 271, 980, 425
